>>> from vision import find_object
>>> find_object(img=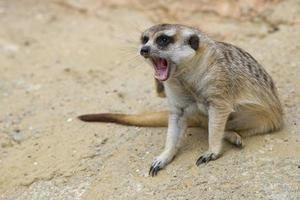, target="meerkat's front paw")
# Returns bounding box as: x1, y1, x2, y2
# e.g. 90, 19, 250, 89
196, 151, 220, 166
149, 153, 174, 176
149, 159, 163, 177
